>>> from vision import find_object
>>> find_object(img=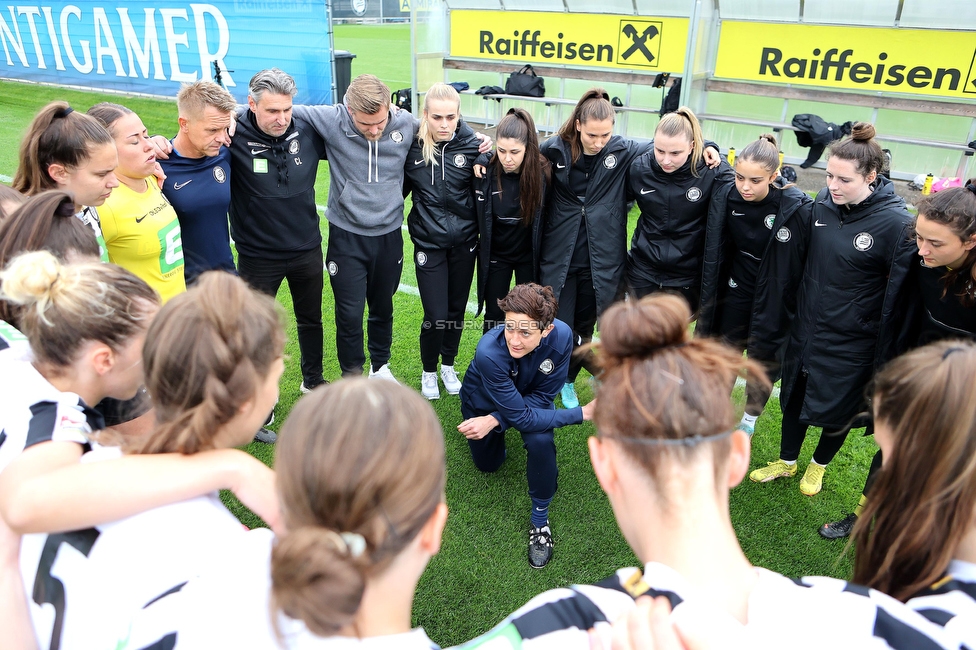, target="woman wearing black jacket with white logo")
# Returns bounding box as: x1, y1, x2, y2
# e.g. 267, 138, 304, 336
404, 83, 482, 400
750, 123, 916, 498
698, 134, 813, 436
627, 107, 733, 312
474, 108, 550, 333
538, 89, 649, 410
820, 181, 976, 539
